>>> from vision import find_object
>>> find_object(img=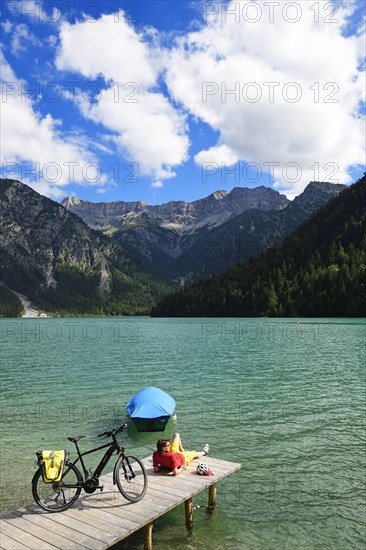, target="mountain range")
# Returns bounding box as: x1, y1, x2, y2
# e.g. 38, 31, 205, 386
61, 186, 290, 272
152, 175, 366, 317
0, 178, 348, 316
62, 182, 346, 284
